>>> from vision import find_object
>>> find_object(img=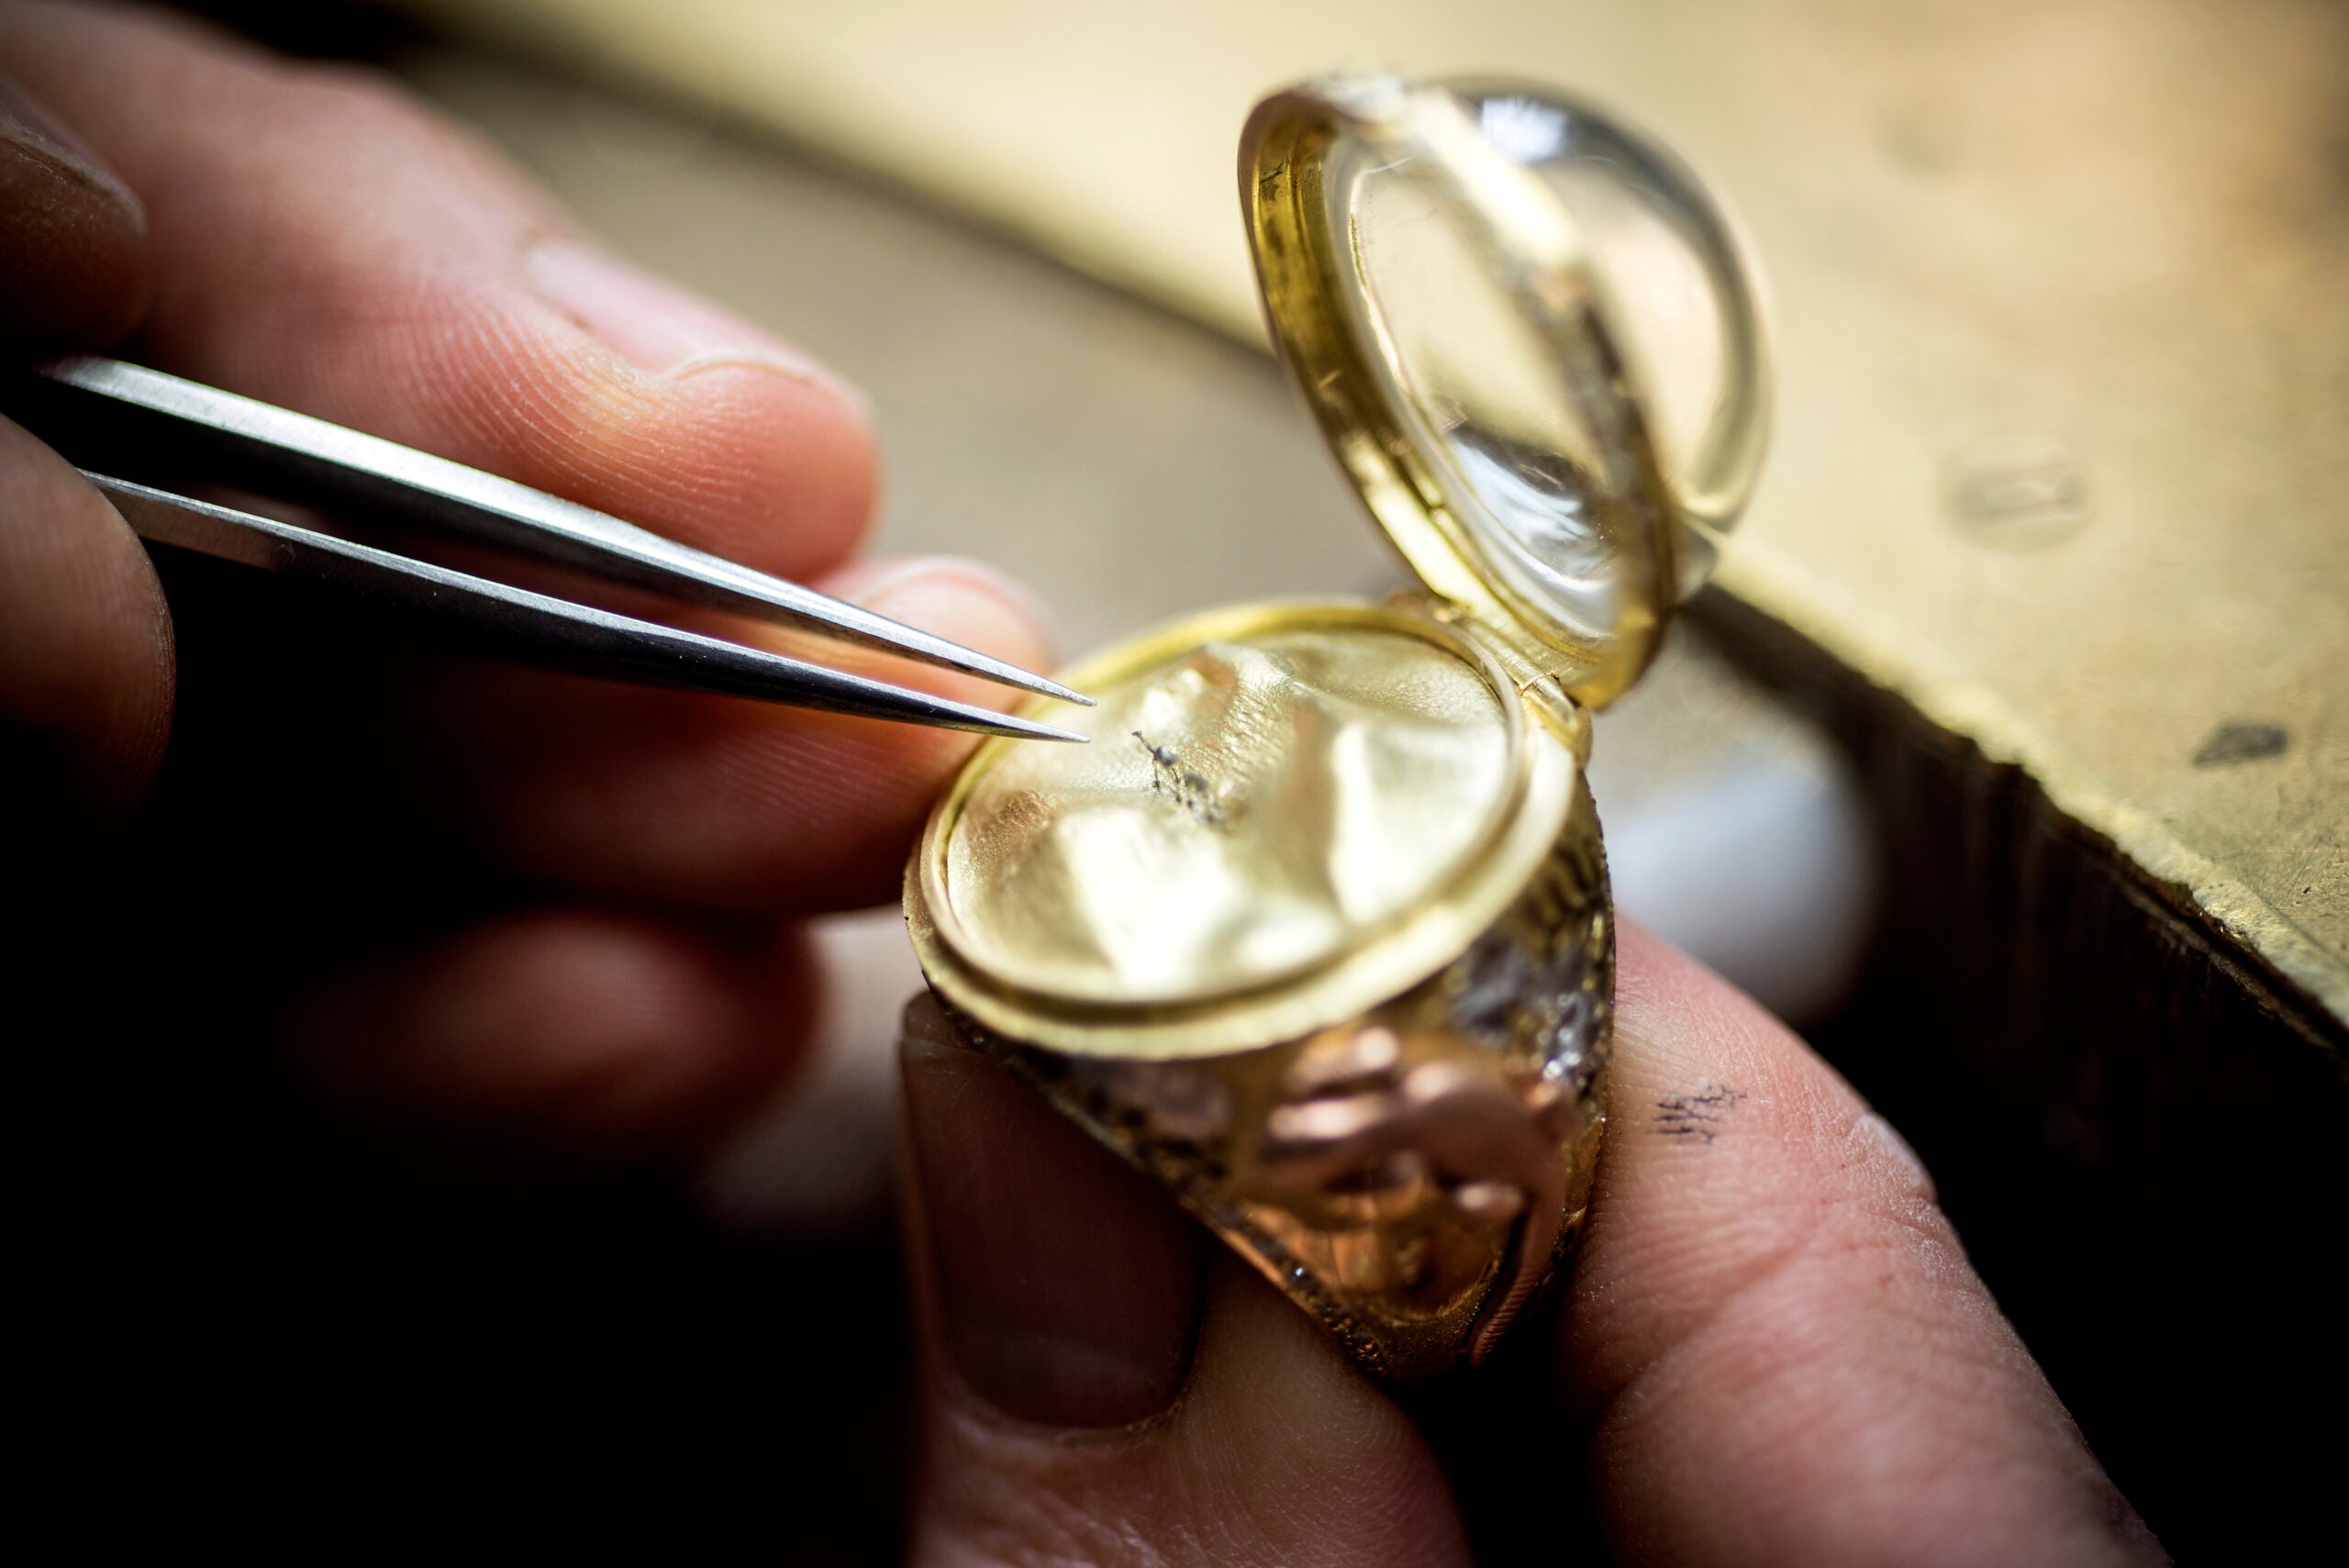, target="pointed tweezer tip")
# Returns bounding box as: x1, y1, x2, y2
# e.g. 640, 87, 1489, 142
874, 617, 1092, 707
978, 711, 1090, 743
985, 664, 1095, 707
